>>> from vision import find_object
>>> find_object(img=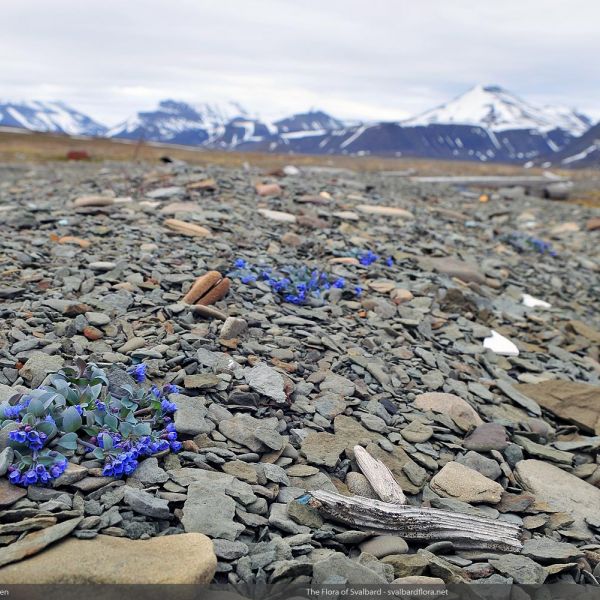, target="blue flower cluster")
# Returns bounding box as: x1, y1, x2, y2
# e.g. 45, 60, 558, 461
353, 250, 394, 267
100, 423, 181, 477
1, 361, 182, 487
230, 259, 364, 305
9, 426, 48, 451
2, 399, 30, 420
8, 455, 68, 486
358, 250, 379, 266
502, 233, 558, 257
